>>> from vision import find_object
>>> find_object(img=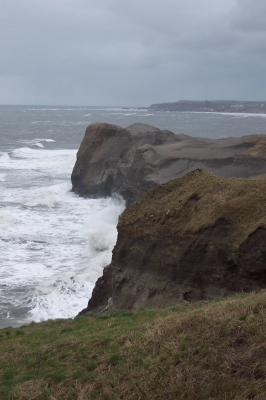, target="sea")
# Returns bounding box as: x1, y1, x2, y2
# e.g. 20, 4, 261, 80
1, 105, 266, 329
